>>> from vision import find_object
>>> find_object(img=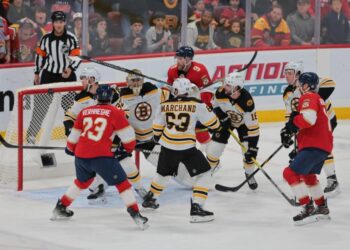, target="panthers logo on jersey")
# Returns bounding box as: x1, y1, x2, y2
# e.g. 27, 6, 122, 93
227, 110, 244, 126
135, 102, 152, 121
291, 97, 300, 112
